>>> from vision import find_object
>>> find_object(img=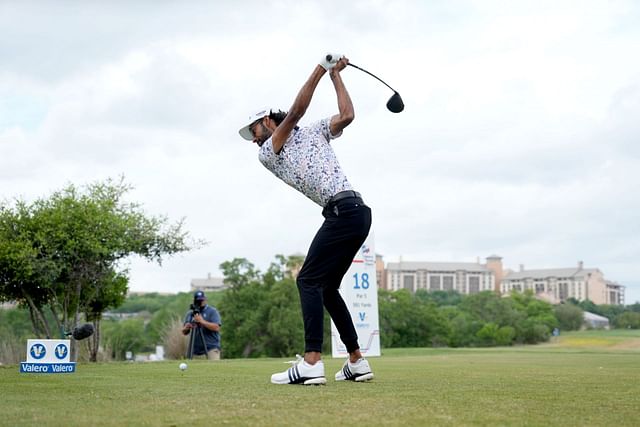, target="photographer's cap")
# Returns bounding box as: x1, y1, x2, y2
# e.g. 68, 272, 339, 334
238, 107, 272, 141
193, 290, 206, 301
